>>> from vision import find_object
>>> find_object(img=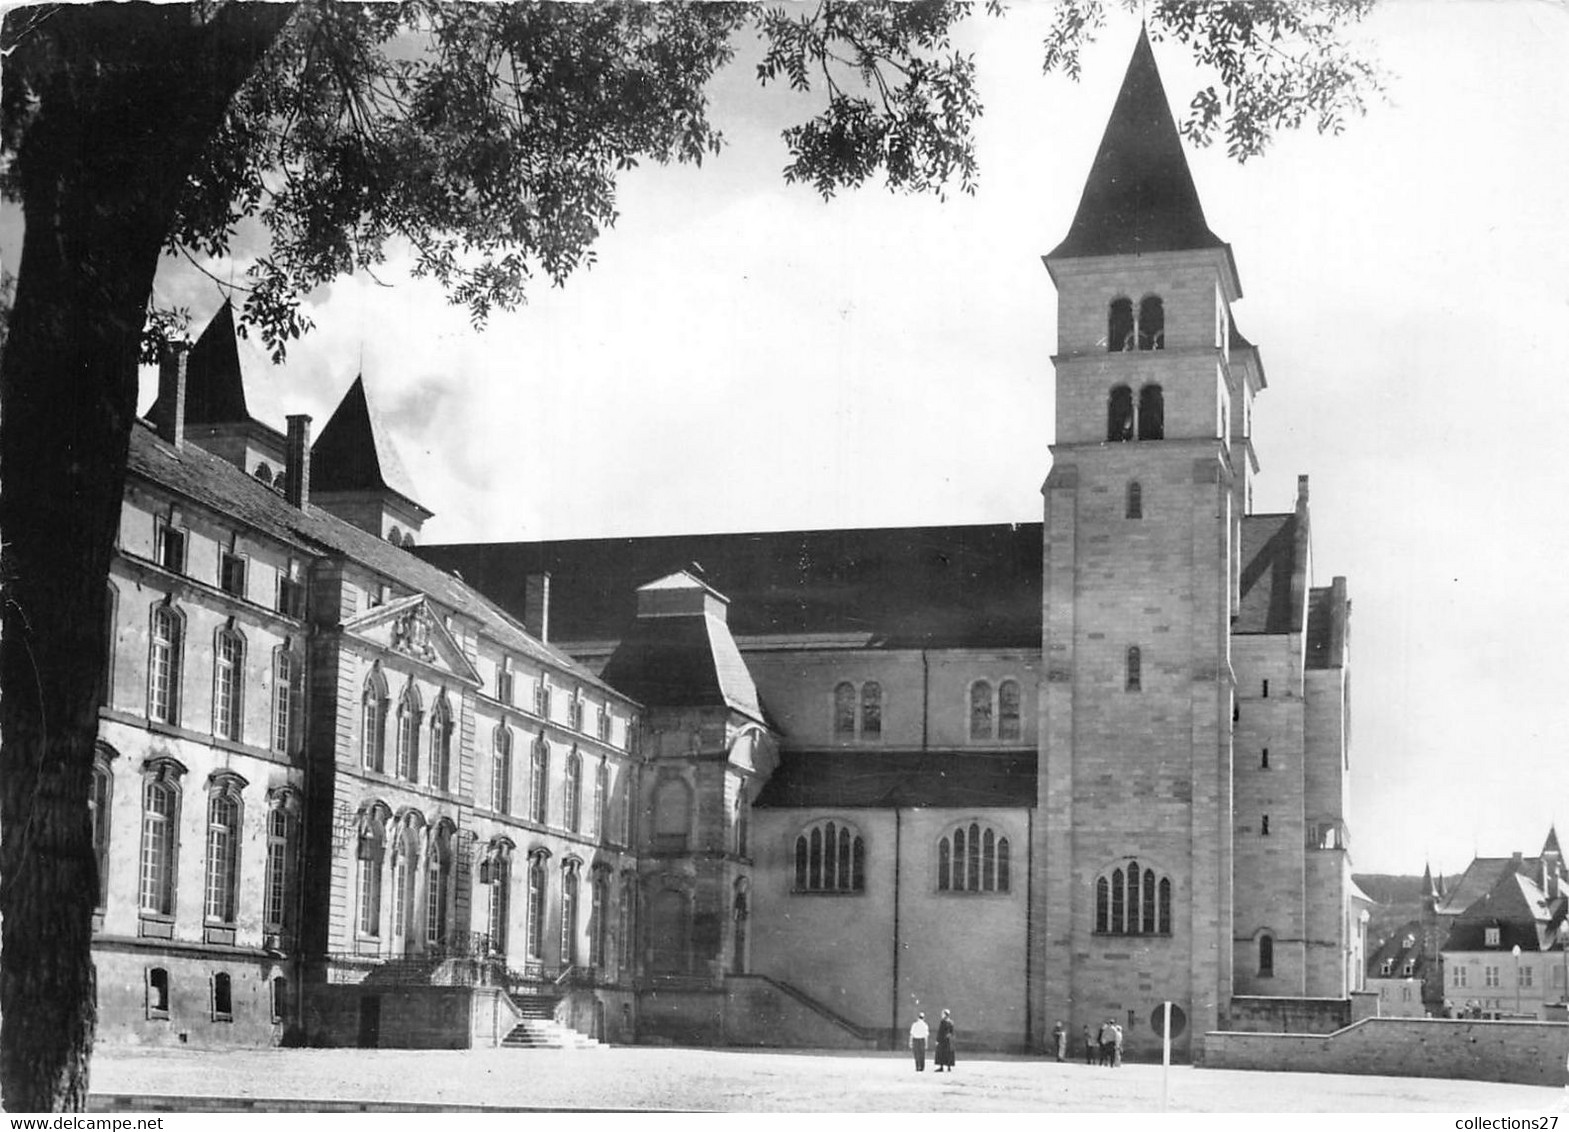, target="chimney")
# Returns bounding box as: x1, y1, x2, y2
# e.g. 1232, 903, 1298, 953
524, 572, 551, 643
154, 341, 190, 448
285, 414, 312, 509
